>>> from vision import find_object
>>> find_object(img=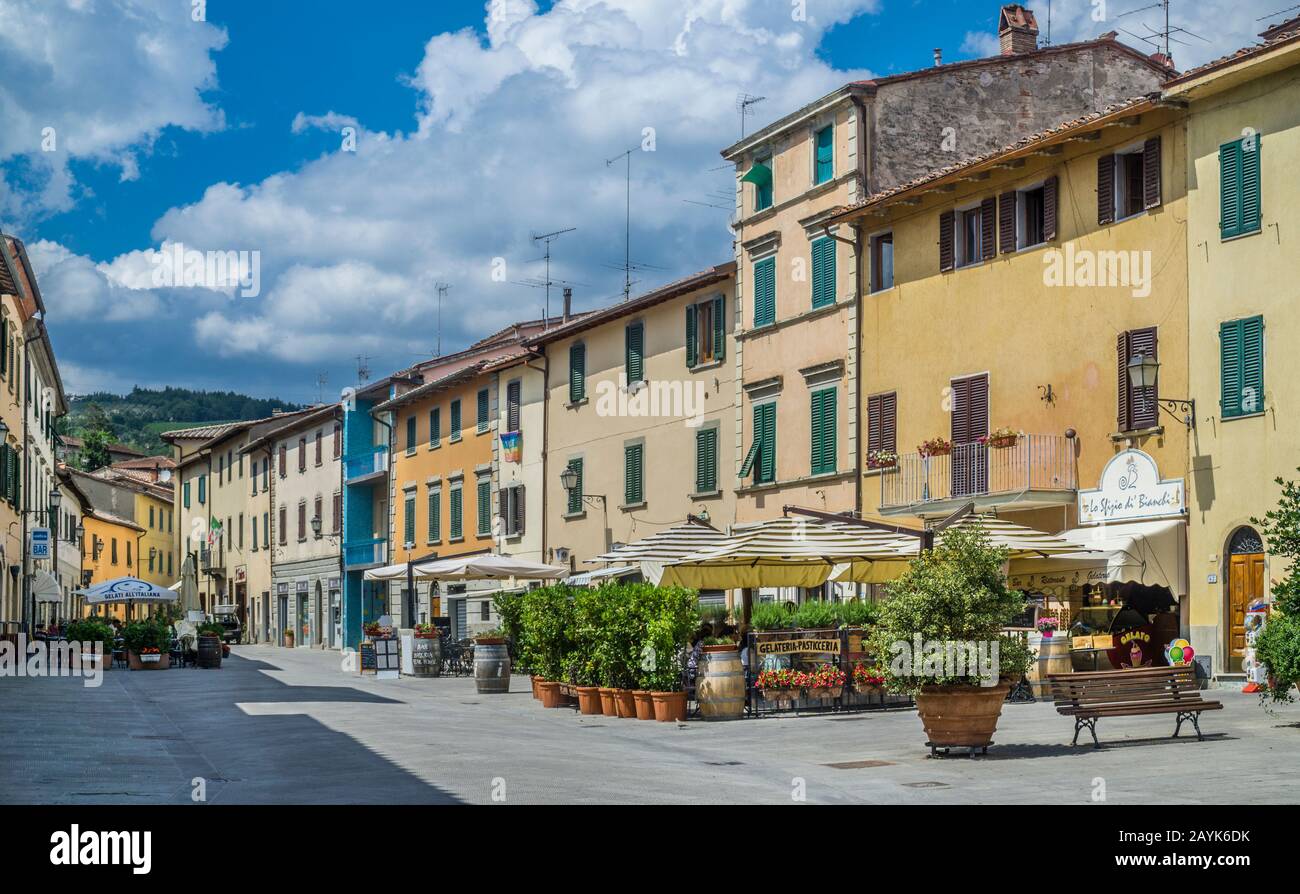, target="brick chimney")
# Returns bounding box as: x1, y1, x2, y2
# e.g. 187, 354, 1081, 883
998, 4, 1039, 55
562, 287, 572, 323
